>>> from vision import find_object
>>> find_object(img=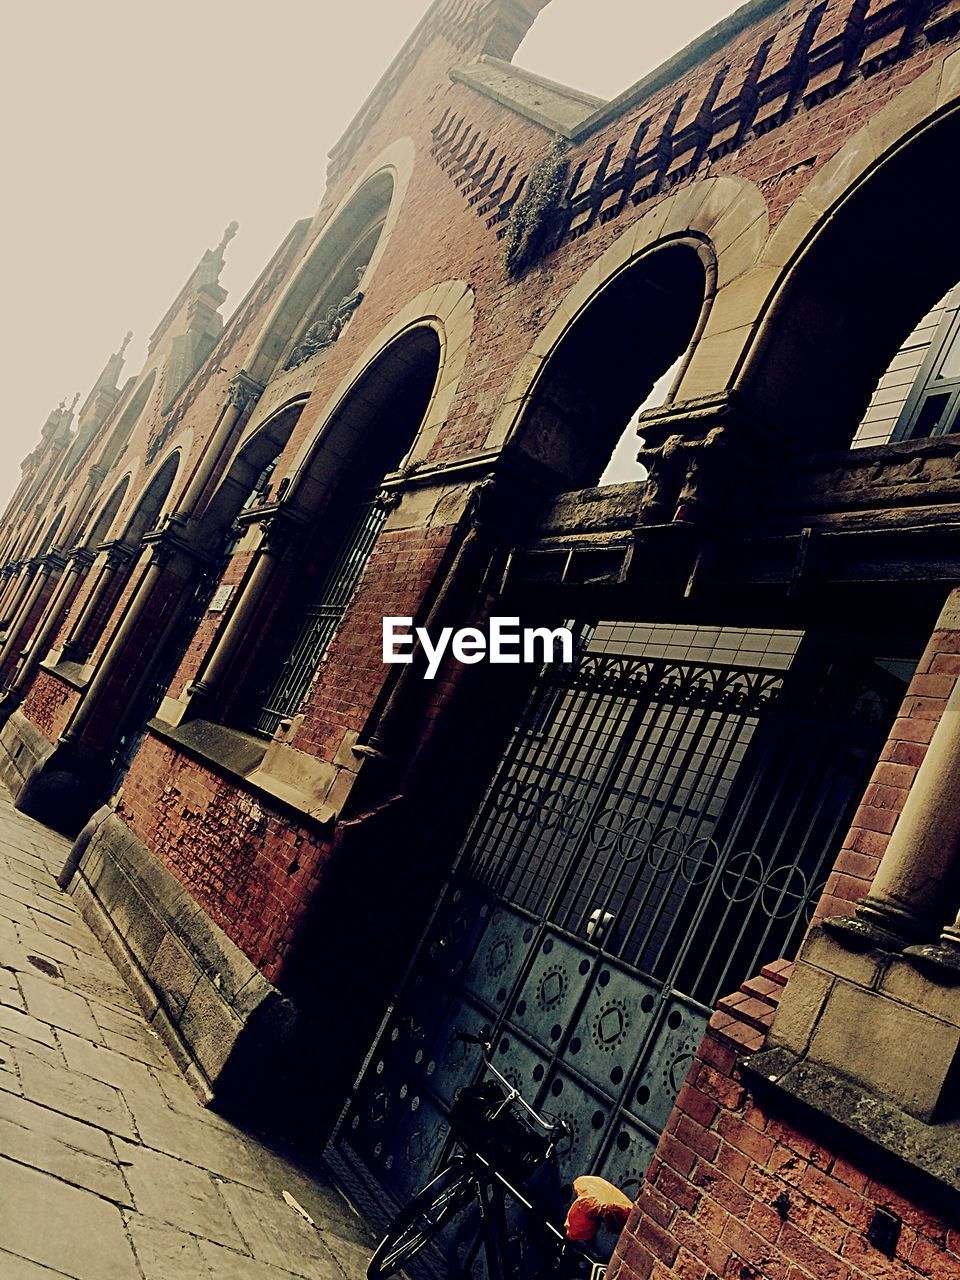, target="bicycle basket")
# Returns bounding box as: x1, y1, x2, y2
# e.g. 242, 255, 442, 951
448, 1080, 553, 1178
